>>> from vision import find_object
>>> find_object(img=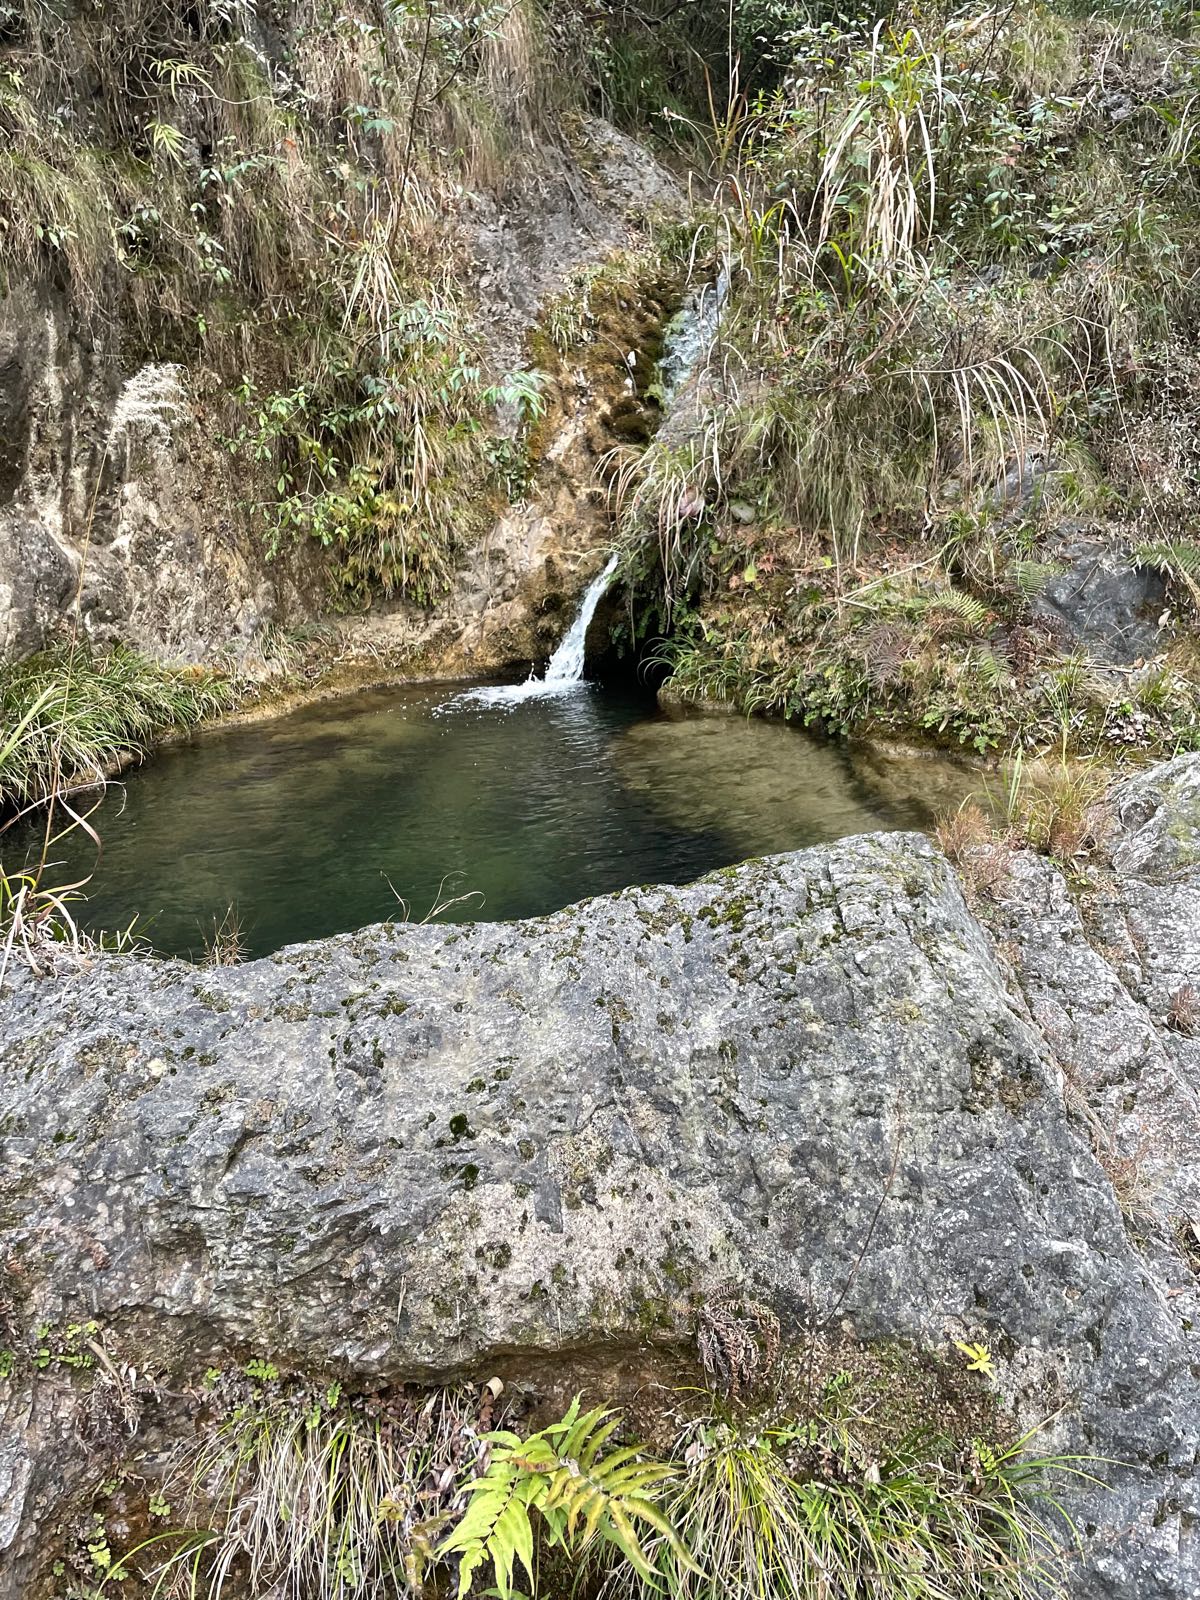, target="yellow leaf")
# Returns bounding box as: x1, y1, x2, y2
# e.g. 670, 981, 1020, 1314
954, 1339, 996, 1379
